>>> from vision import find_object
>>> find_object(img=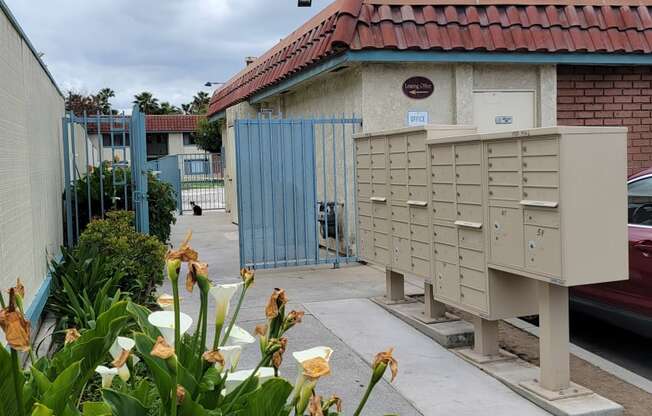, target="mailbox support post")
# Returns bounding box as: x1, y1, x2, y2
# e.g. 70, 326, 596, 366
385, 268, 405, 302
472, 316, 499, 356
424, 281, 447, 320
538, 281, 570, 391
